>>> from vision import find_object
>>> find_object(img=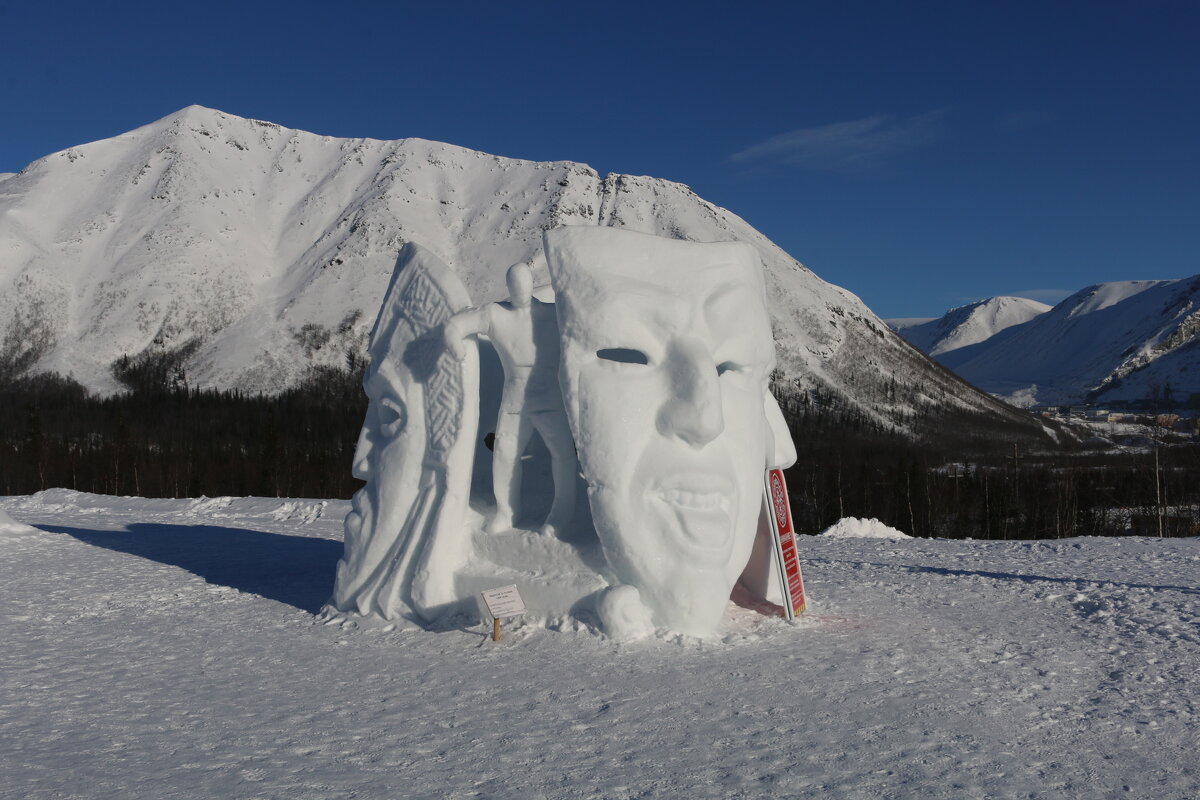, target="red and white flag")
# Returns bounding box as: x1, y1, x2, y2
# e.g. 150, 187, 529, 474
764, 468, 807, 620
